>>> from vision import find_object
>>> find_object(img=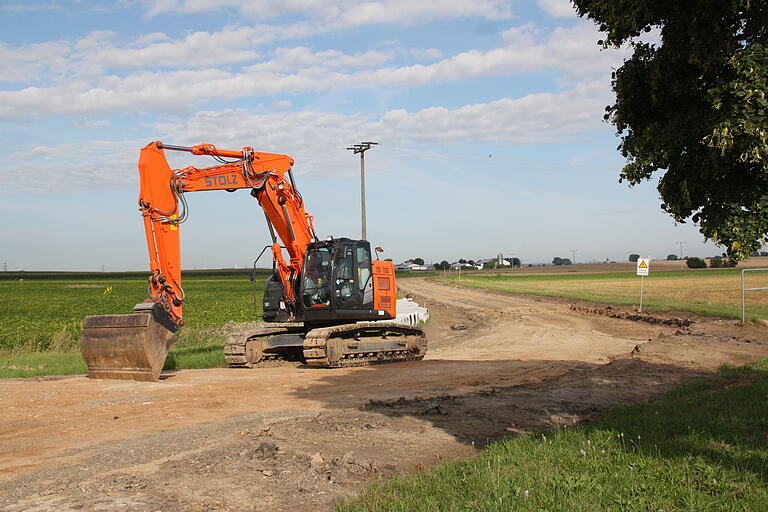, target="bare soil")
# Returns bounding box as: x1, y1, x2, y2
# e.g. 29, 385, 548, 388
2, 278, 767, 512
